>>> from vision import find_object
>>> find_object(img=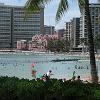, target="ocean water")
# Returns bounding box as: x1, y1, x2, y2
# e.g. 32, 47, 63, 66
0, 52, 100, 80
